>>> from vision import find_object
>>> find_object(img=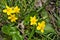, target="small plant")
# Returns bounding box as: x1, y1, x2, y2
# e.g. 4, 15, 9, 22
0, 0, 60, 40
